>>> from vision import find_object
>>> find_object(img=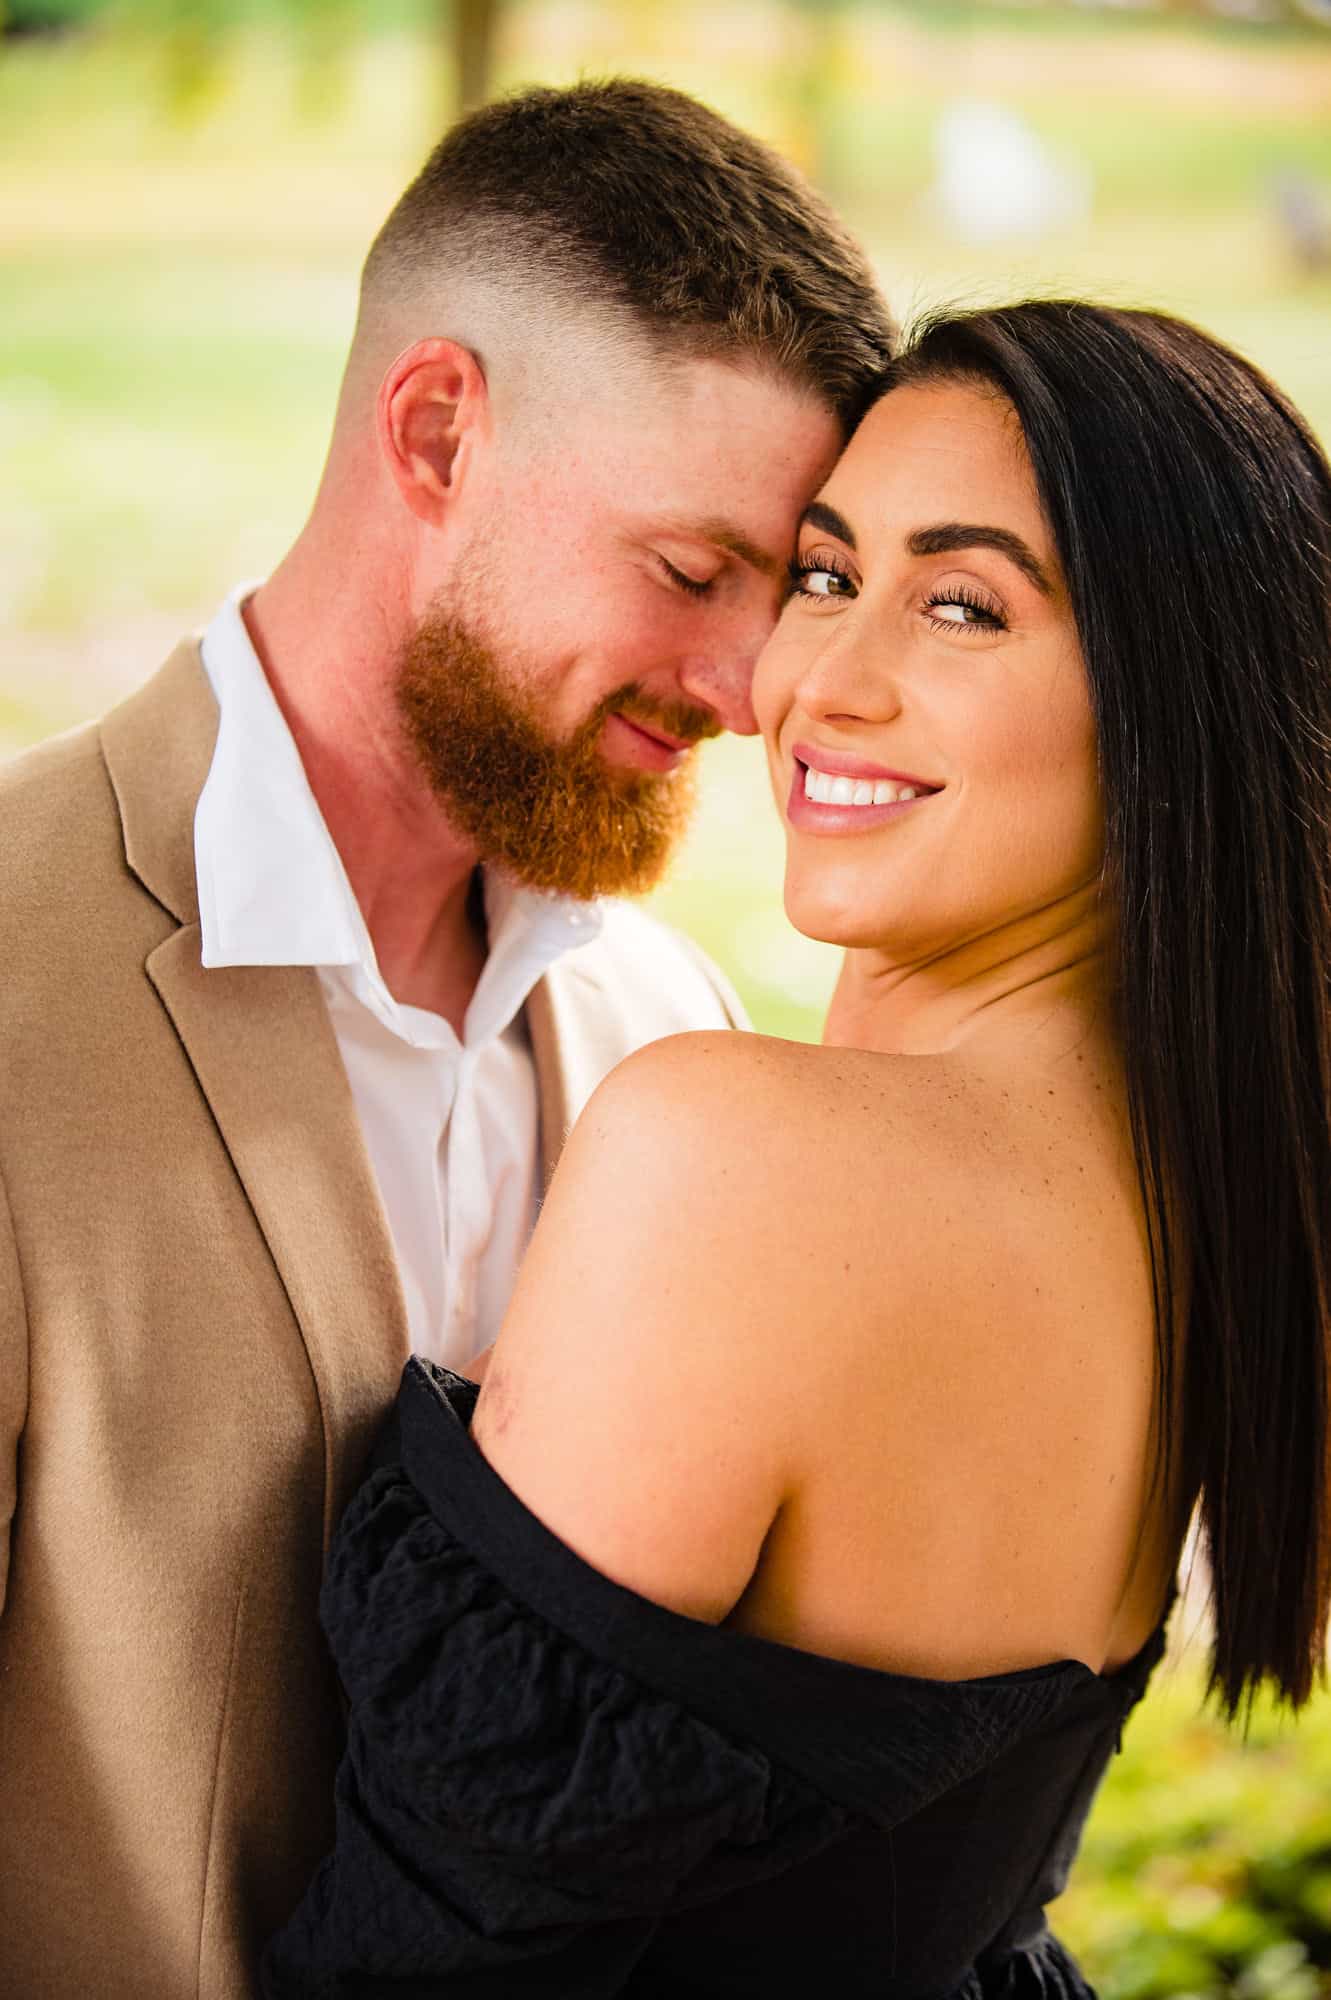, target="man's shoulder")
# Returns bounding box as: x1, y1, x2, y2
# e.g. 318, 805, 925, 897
571, 898, 750, 1032
0, 639, 211, 934
0, 716, 118, 885
0, 711, 105, 801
